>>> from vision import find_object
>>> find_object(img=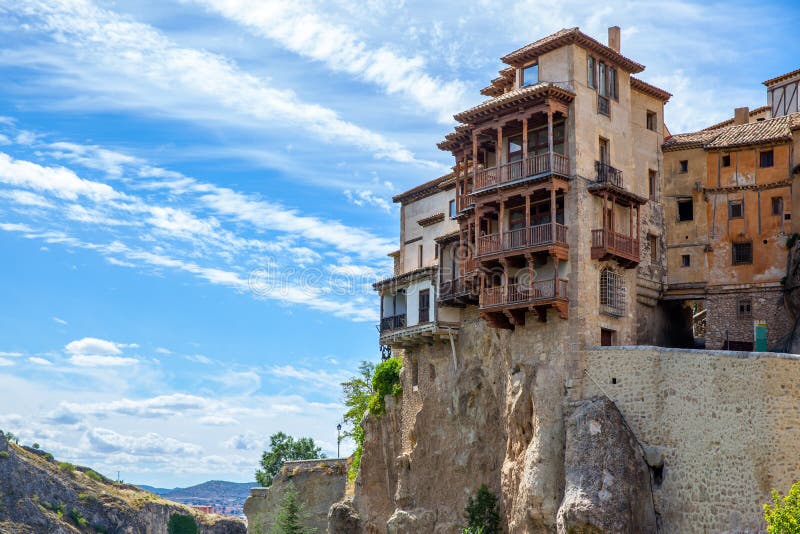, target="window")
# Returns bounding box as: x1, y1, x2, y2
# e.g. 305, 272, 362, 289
418, 244, 423, 268
418, 289, 430, 323
449, 199, 457, 219
649, 235, 659, 263
772, 196, 784, 216
728, 200, 744, 219
522, 64, 538, 87
646, 110, 657, 131
737, 299, 752, 318
599, 138, 610, 165
722, 154, 731, 167
681, 254, 691, 267
600, 268, 625, 316
508, 135, 523, 162
679, 160, 688, 173
648, 170, 657, 200
601, 328, 616, 347
677, 199, 693, 221
760, 150, 774, 168
587, 56, 596, 89
434, 243, 439, 260
732, 242, 753, 265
